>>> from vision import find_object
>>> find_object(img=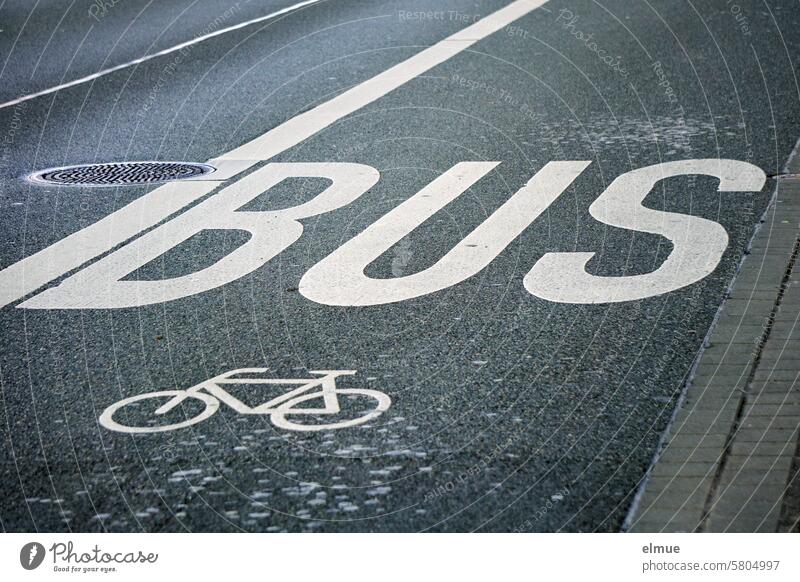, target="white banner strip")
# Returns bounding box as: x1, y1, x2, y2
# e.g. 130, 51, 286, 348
1, 533, 798, 581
